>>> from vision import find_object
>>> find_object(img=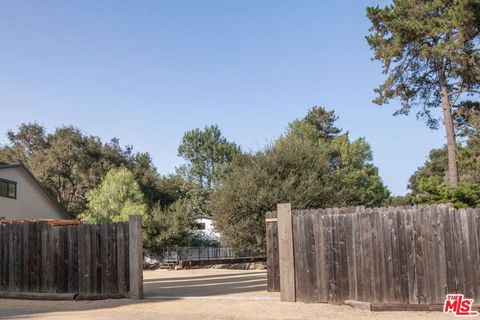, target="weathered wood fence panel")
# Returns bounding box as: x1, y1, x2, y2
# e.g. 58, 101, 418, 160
0, 220, 134, 299
266, 204, 480, 305
266, 211, 280, 292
